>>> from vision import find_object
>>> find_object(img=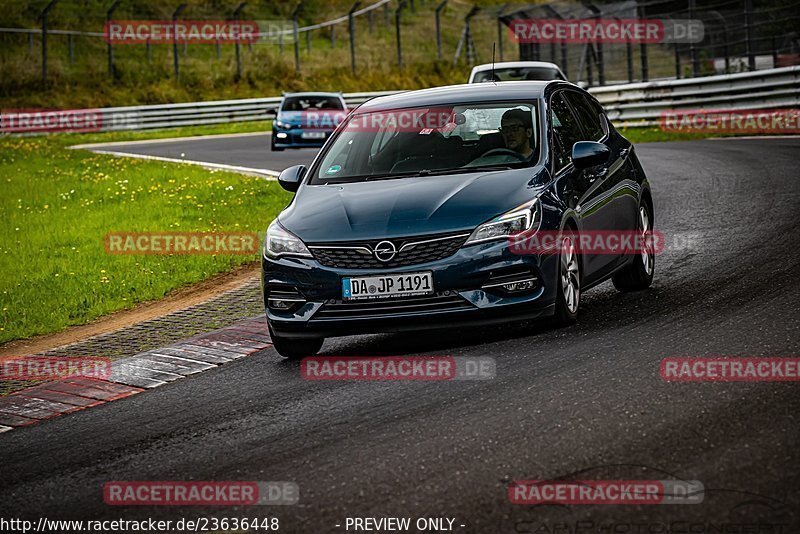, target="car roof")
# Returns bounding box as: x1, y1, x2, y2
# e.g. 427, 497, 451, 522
471, 61, 563, 72
356, 81, 574, 111
281, 92, 344, 98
